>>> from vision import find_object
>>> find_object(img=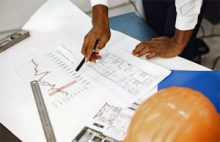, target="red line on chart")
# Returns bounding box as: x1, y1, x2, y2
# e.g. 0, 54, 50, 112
49, 80, 77, 96
31, 59, 75, 96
